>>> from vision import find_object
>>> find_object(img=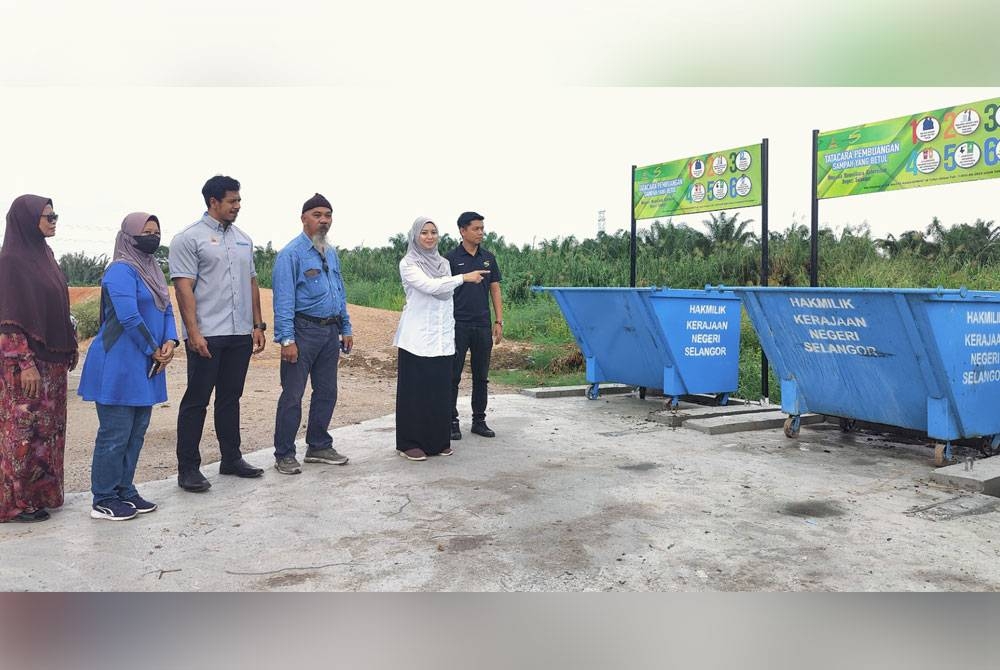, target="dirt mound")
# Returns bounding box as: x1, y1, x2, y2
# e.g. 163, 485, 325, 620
69, 287, 100, 305
491, 342, 534, 370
